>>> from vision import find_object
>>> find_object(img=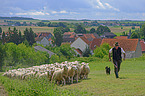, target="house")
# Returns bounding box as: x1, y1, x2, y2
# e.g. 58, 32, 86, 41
71, 36, 91, 56
83, 33, 100, 41
63, 32, 76, 43
140, 40, 145, 53
34, 46, 55, 58
90, 38, 102, 51
101, 39, 142, 58
36, 32, 53, 40
115, 36, 128, 39
35, 32, 53, 46
101, 32, 117, 38
35, 36, 51, 46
